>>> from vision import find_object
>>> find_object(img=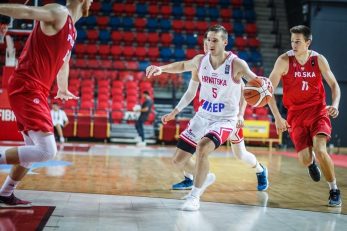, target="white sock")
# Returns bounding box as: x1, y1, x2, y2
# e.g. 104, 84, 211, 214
254, 161, 264, 173
191, 186, 201, 198
0, 147, 8, 164
0, 176, 19, 197
184, 171, 193, 180
328, 179, 338, 190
